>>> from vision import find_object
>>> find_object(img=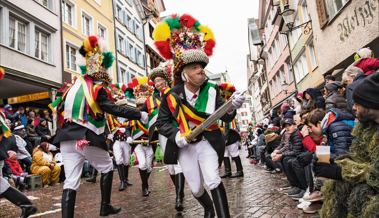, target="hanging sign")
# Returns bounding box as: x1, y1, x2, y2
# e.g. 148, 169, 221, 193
8, 92, 49, 104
